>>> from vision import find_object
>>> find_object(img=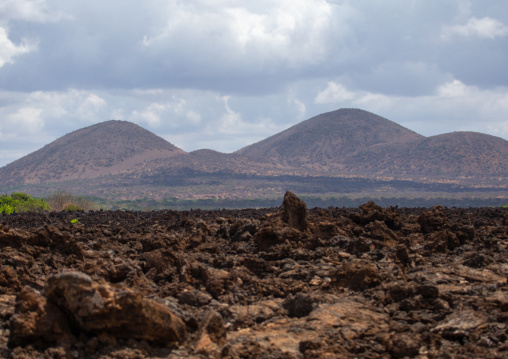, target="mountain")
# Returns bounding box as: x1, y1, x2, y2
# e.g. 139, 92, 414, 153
0, 120, 186, 184
0, 109, 507, 202
236, 109, 508, 180
345, 131, 508, 179
236, 108, 424, 169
